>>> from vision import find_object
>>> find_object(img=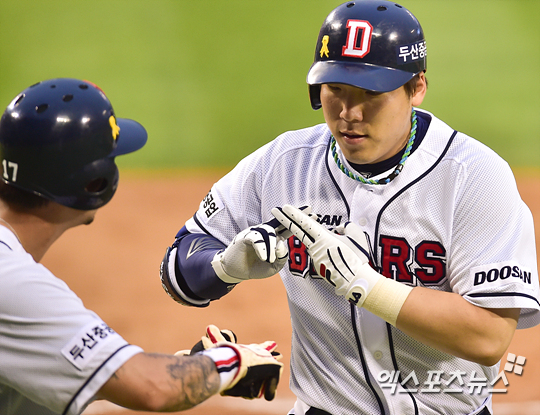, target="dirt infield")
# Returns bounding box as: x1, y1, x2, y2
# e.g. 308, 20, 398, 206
40, 170, 540, 415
